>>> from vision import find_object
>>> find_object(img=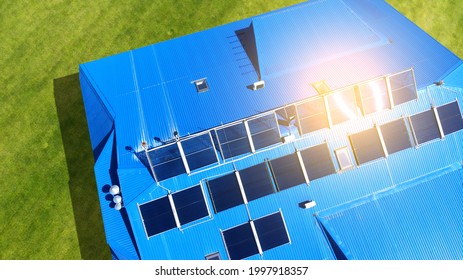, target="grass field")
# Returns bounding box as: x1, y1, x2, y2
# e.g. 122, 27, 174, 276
0, 0, 461, 259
